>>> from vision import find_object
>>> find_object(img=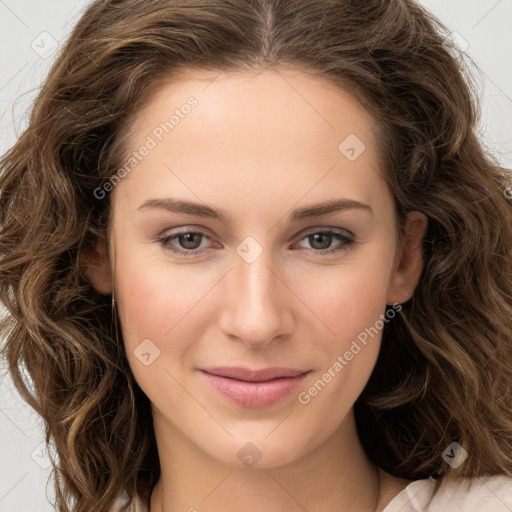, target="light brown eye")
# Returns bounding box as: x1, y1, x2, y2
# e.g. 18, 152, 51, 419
158, 230, 213, 256
308, 232, 334, 250
294, 229, 355, 255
